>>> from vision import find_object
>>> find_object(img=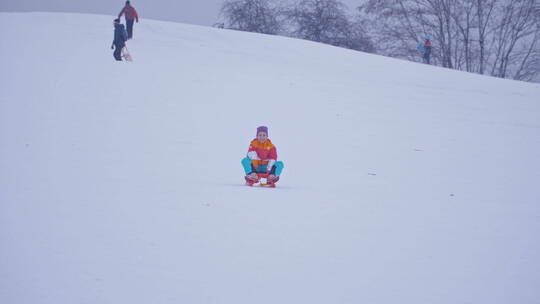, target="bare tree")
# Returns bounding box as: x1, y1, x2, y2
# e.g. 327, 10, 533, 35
451, 1, 476, 71
220, 0, 282, 34
489, 0, 539, 80
284, 0, 374, 51
344, 19, 376, 52
287, 0, 350, 43
358, 1, 421, 59
358, 0, 540, 82
476, 0, 498, 74
218, 0, 375, 52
